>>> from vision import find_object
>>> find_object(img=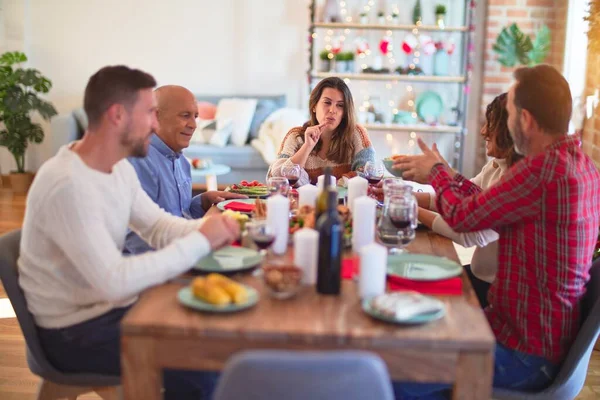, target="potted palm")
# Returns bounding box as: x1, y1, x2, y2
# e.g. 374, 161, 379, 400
344, 51, 355, 73
0, 51, 57, 193
335, 52, 347, 73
